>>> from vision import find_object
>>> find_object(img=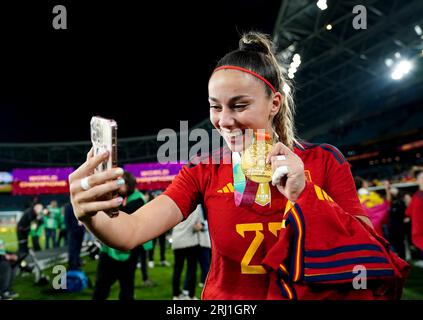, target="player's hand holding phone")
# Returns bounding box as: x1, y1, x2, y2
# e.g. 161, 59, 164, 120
69, 116, 124, 221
